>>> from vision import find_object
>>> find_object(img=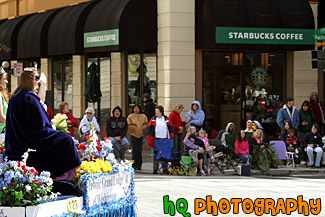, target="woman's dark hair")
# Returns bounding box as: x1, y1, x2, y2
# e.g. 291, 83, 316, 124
132, 104, 143, 113
312, 124, 319, 131
300, 100, 311, 112
281, 121, 294, 135
237, 131, 247, 143
155, 105, 164, 115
